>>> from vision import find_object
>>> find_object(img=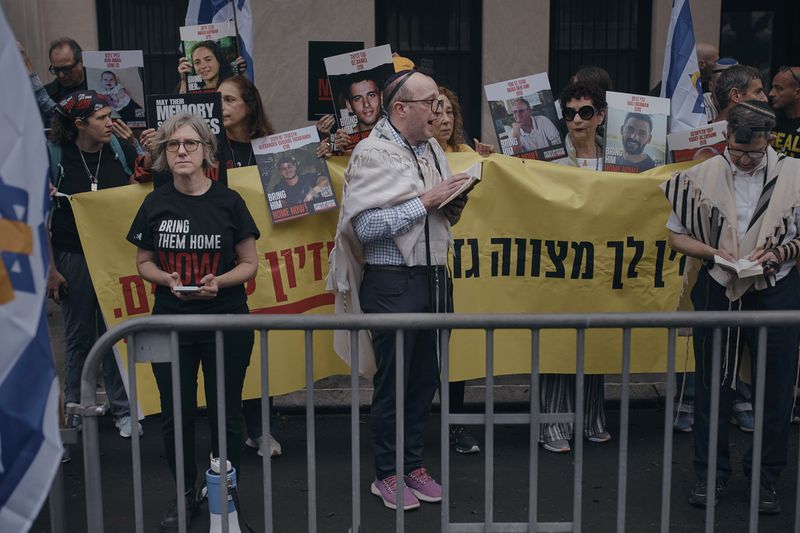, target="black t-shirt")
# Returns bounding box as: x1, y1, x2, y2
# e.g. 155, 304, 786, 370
772, 112, 800, 159
50, 139, 137, 253
126, 180, 260, 314
222, 138, 256, 169
617, 153, 656, 172
273, 173, 320, 207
